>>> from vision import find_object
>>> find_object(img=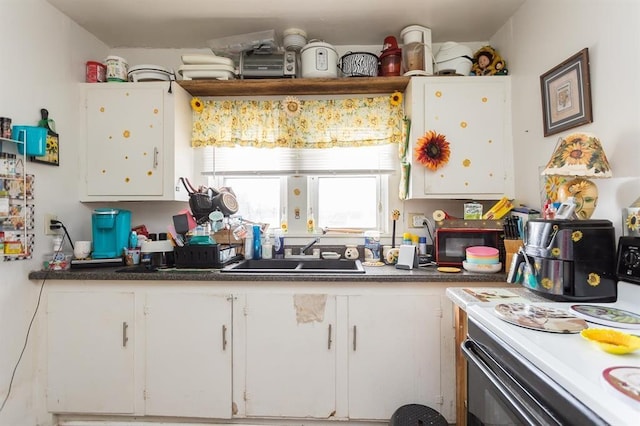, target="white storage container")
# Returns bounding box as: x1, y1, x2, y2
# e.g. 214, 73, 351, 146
434, 42, 473, 76
105, 55, 129, 82
300, 41, 338, 78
